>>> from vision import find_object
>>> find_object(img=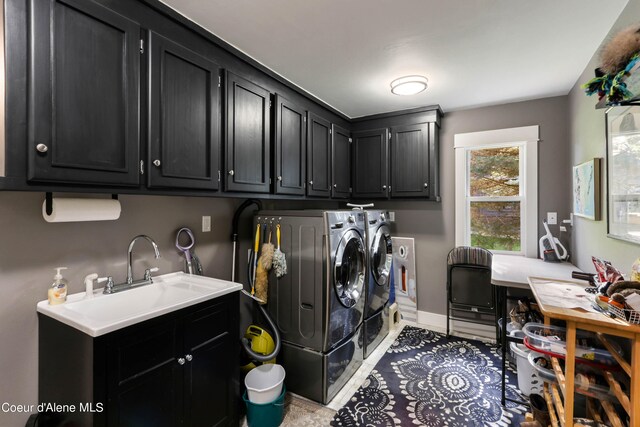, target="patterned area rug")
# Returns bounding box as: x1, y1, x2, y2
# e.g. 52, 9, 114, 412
331, 326, 526, 426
